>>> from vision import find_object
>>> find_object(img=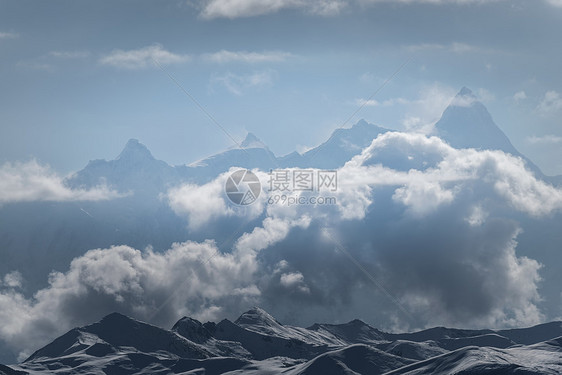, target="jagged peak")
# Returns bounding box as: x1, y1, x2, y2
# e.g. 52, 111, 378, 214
240, 132, 267, 149
450, 87, 479, 108
117, 138, 154, 161
172, 316, 213, 343
457, 86, 475, 97
352, 119, 370, 128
